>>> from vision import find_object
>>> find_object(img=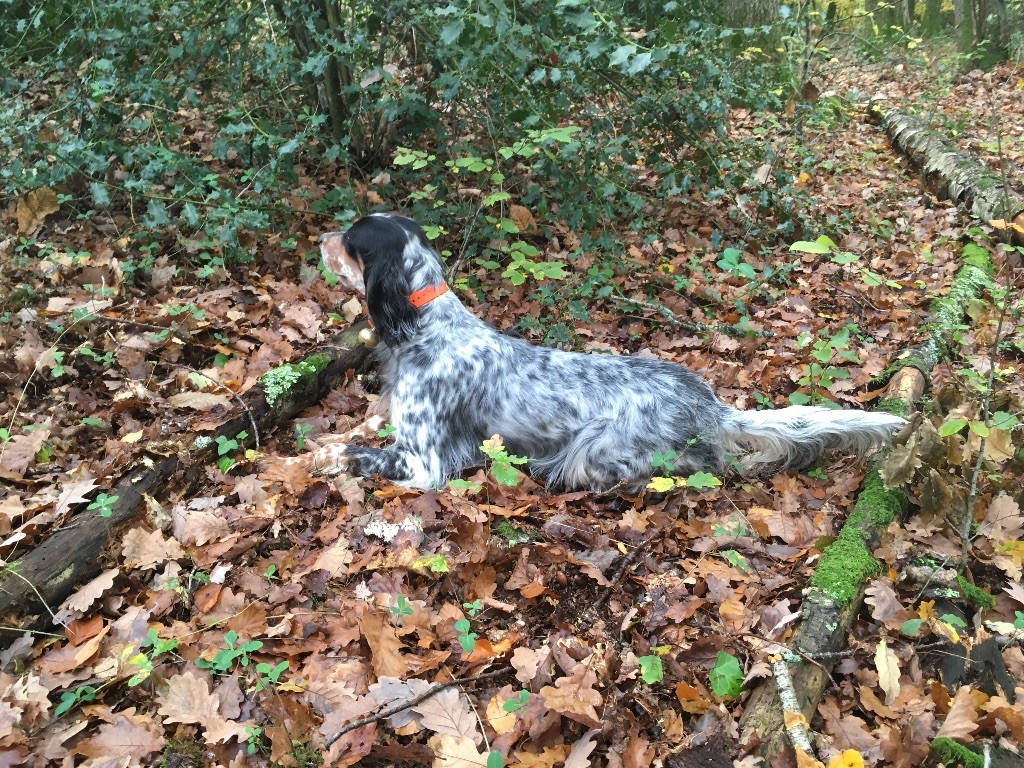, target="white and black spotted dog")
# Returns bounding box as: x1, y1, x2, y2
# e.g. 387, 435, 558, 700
307, 213, 905, 491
